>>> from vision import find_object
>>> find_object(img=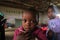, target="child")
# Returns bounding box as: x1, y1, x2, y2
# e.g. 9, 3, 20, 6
13, 7, 48, 40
